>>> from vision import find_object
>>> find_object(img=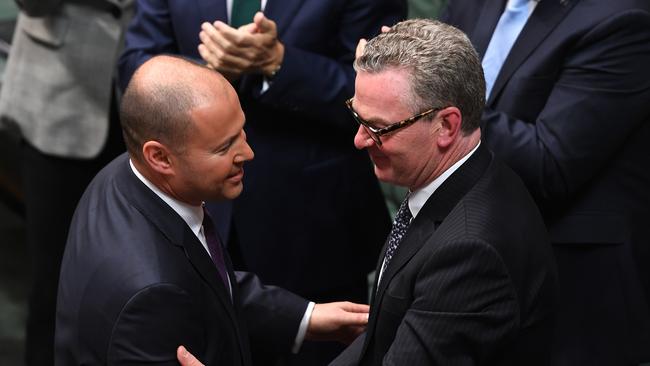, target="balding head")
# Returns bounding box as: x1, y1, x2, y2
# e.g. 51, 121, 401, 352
120, 55, 231, 161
